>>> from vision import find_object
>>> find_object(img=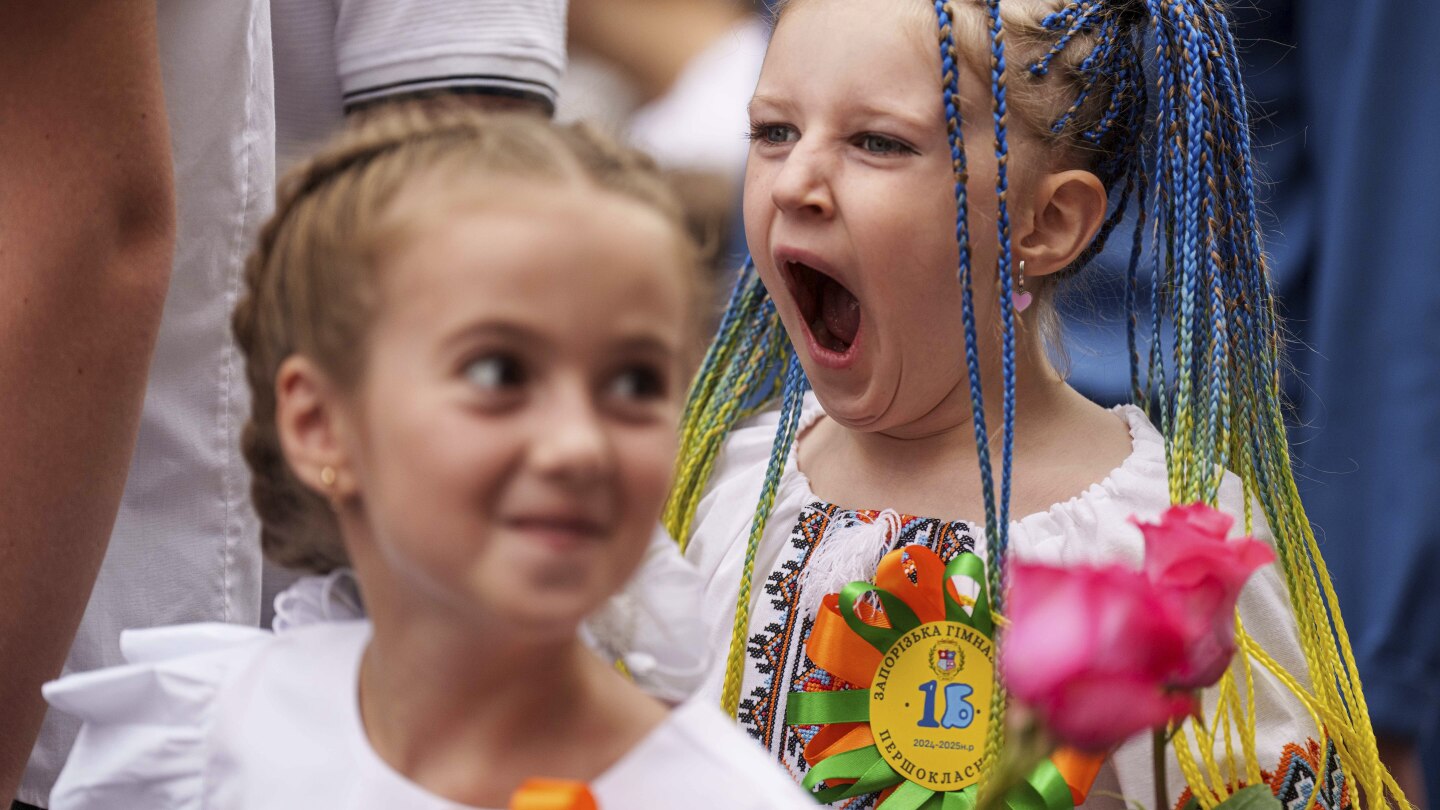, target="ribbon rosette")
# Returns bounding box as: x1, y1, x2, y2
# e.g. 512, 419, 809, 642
785, 544, 1081, 810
